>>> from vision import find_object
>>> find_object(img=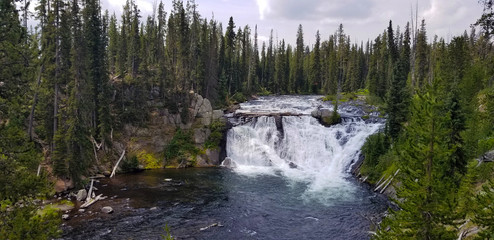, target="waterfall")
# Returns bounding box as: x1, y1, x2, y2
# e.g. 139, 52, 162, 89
225, 96, 383, 202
